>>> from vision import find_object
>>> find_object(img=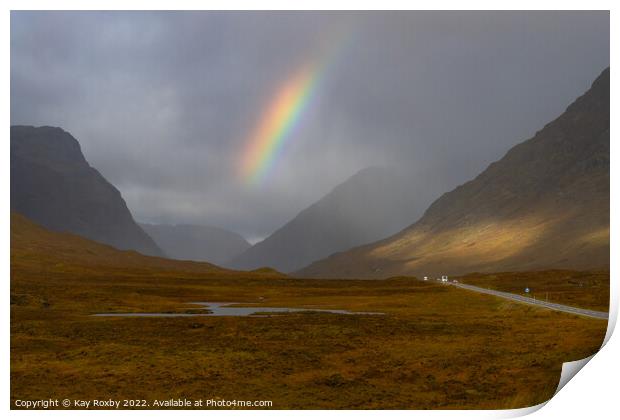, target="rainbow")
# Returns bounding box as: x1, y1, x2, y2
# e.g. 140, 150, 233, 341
238, 27, 353, 185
